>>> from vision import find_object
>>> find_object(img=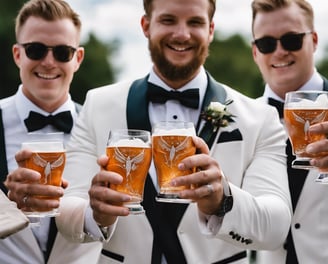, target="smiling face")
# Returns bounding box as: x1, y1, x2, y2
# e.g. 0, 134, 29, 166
141, 0, 214, 89
13, 16, 84, 112
252, 3, 317, 99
